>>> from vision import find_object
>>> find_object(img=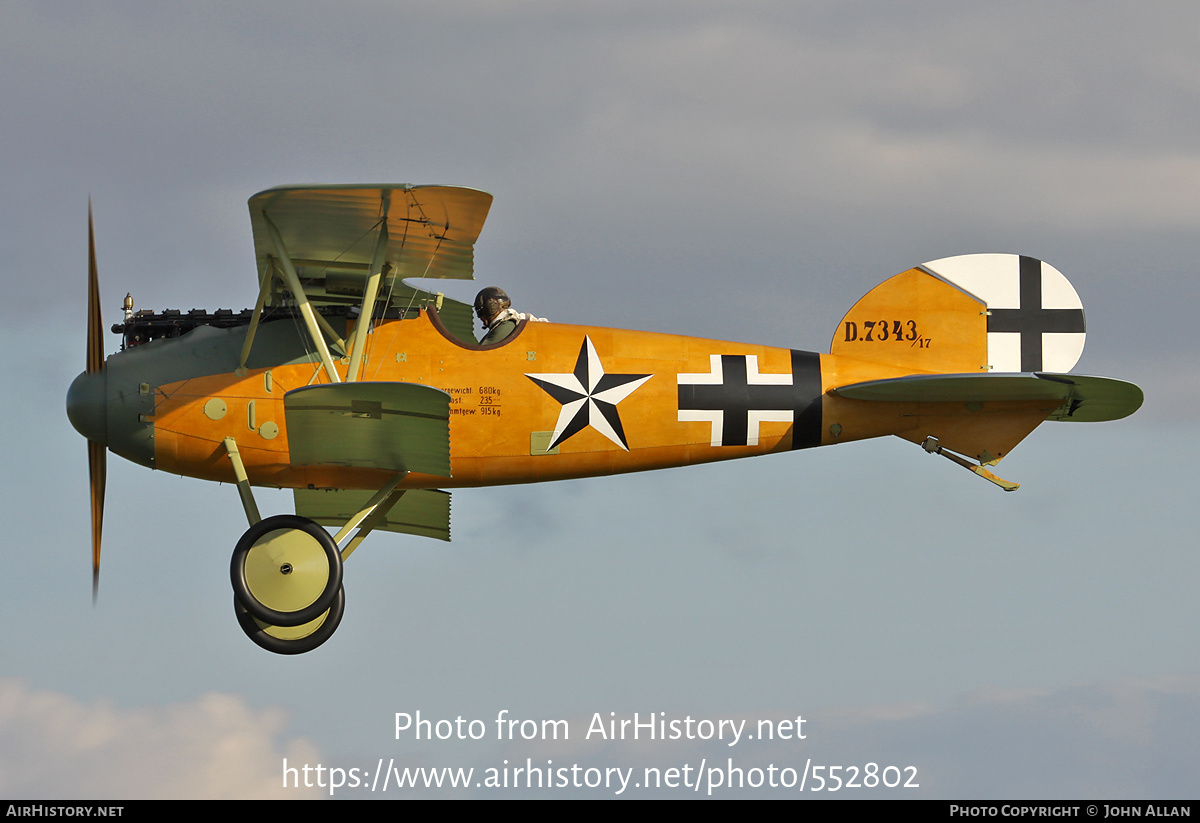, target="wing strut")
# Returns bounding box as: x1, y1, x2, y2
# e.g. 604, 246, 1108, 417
237, 256, 346, 375
237, 258, 277, 373
347, 192, 391, 383
260, 211, 342, 384
311, 308, 348, 356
